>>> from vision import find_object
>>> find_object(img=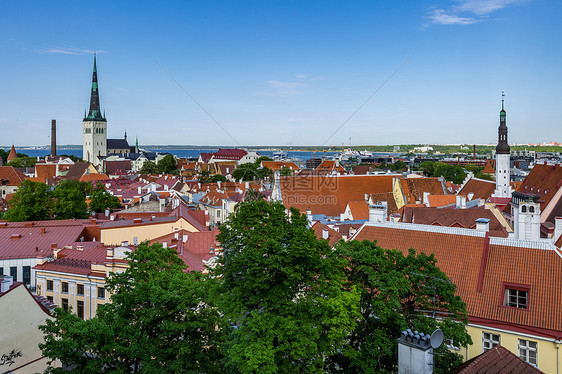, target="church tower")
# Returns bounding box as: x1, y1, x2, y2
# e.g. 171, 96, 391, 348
83, 54, 107, 167
493, 92, 511, 198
